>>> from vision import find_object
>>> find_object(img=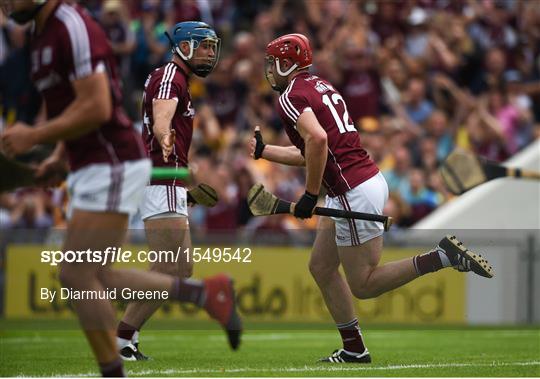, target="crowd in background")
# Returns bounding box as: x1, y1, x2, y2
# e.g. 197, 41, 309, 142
1, 0, 539, 243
